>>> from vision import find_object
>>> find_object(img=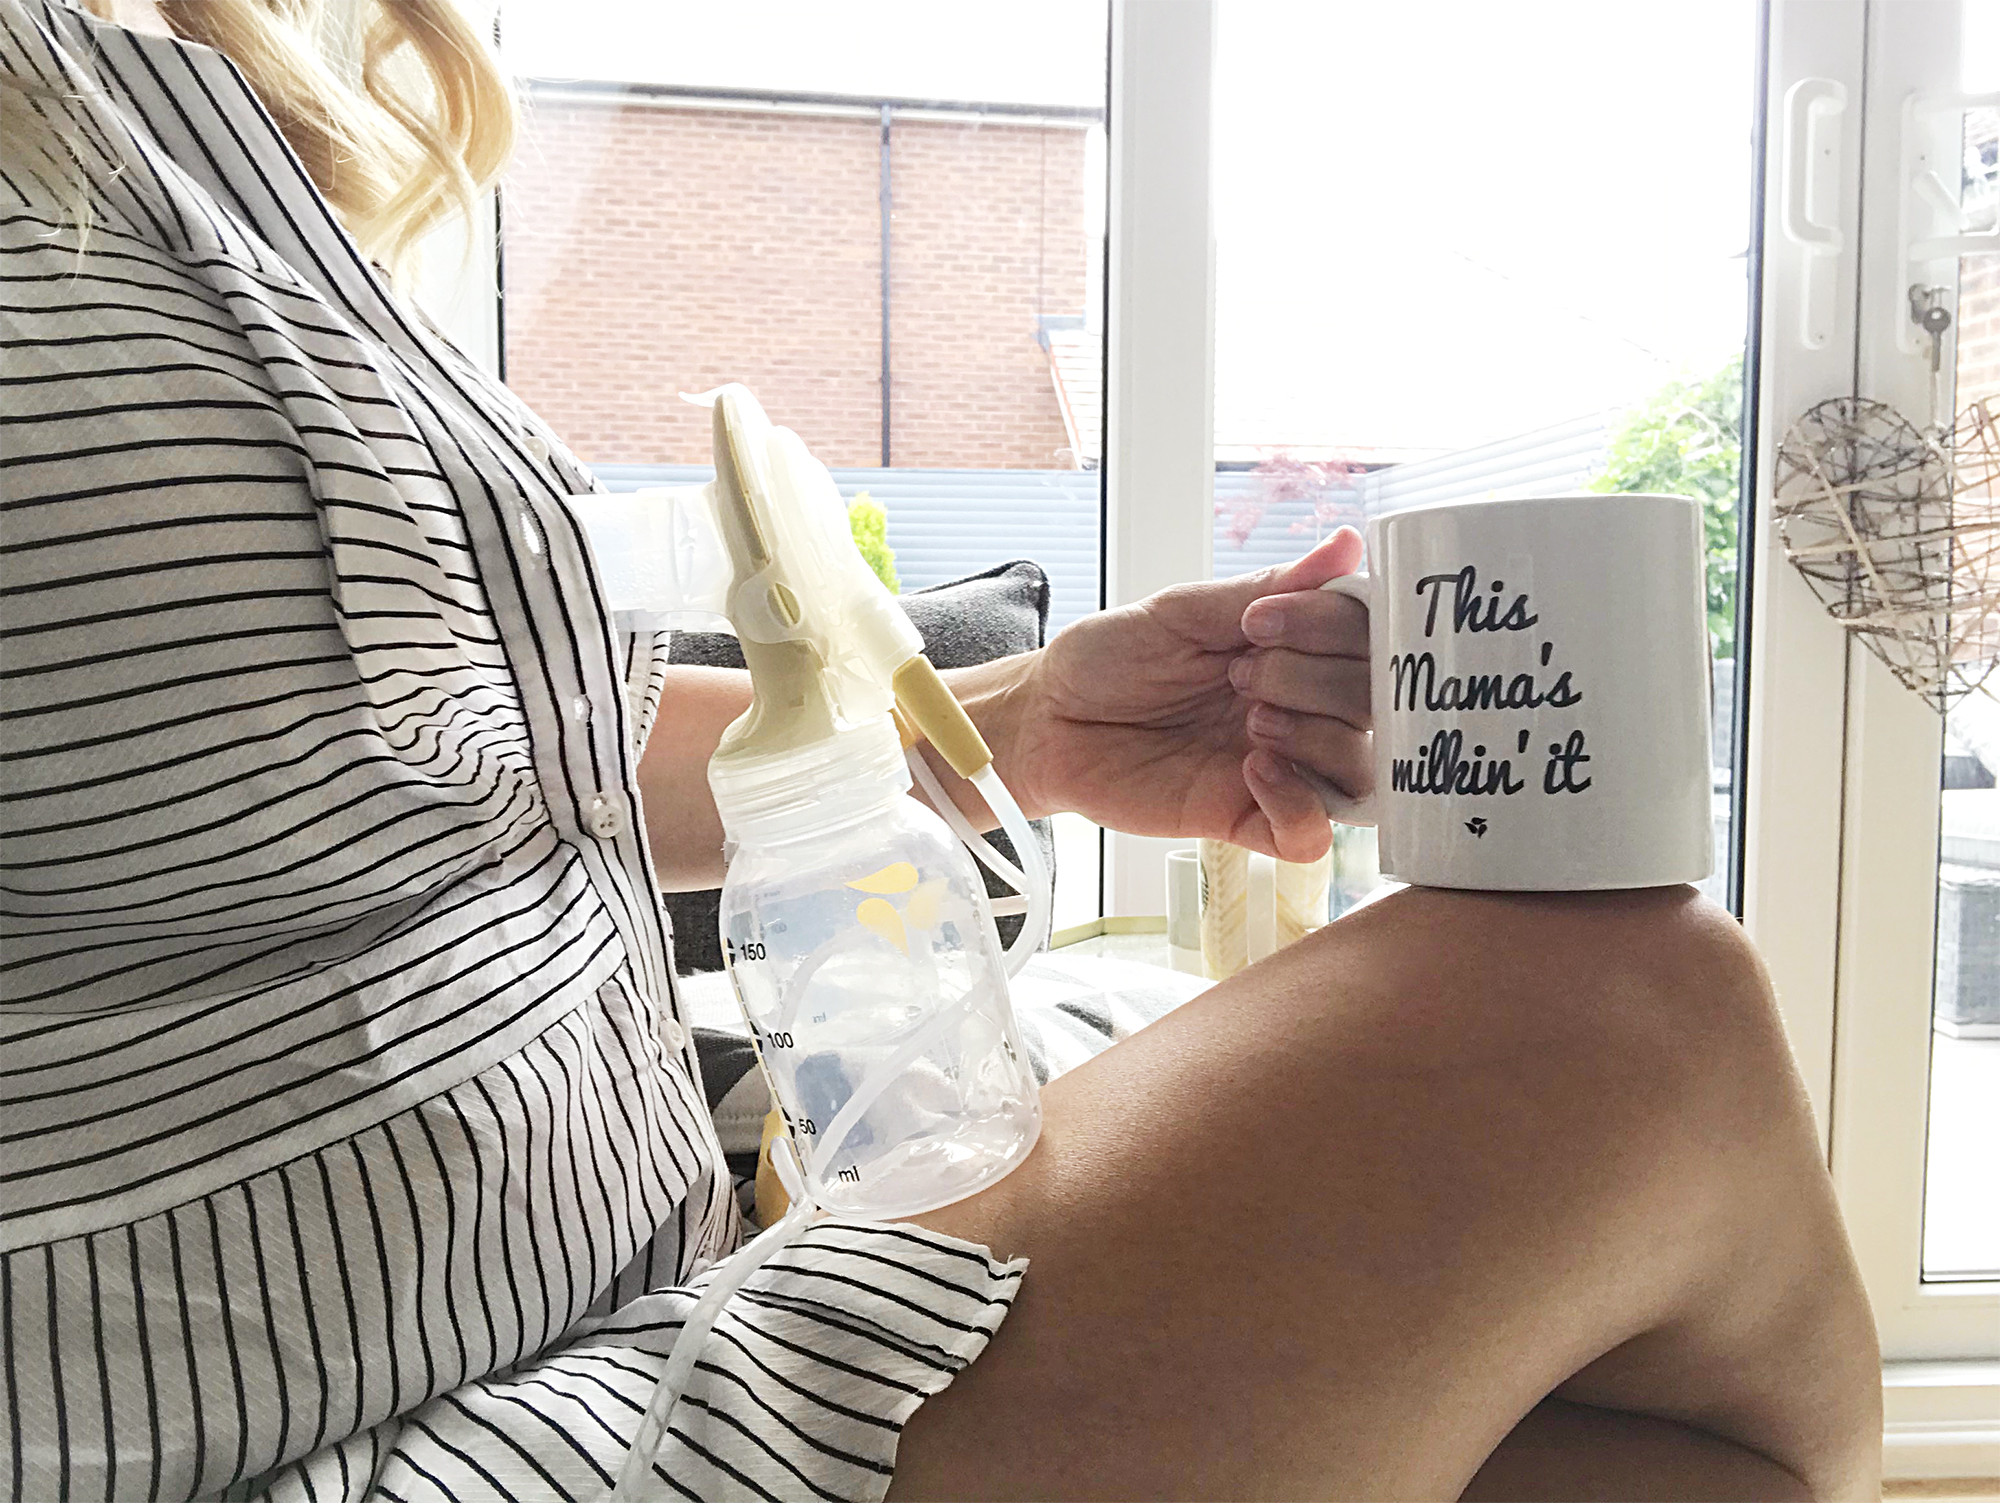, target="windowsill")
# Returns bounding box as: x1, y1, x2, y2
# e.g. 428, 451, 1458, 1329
1883, 1363, 2000, 1481
1052, 919, 1179, 972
